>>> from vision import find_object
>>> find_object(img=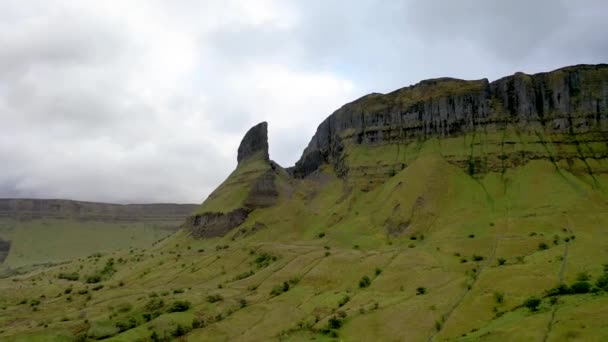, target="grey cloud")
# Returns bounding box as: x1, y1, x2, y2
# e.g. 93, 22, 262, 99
0, 0, 607, 204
